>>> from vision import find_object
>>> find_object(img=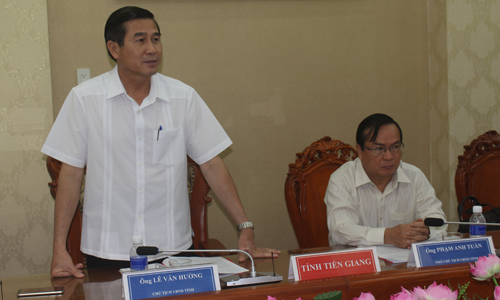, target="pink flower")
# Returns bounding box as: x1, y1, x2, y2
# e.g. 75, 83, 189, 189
495, 286, 500, 300
412, 282, 457, 300
354, 292, 376, 300
412, 286, 428, 300
267, 297, 277, 300
426, 282, 458, 300
390, 287, 413, 300
470, 254, 500, 281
